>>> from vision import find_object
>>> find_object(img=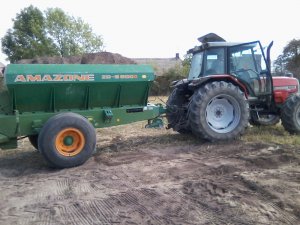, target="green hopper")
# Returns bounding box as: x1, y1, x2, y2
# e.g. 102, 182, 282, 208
0, 64, 165, 168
